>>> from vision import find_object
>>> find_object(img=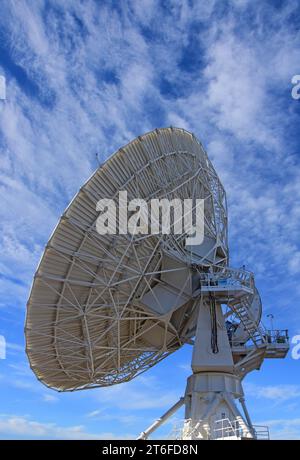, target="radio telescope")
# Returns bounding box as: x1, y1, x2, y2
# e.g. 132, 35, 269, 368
25, 127, 289, 440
